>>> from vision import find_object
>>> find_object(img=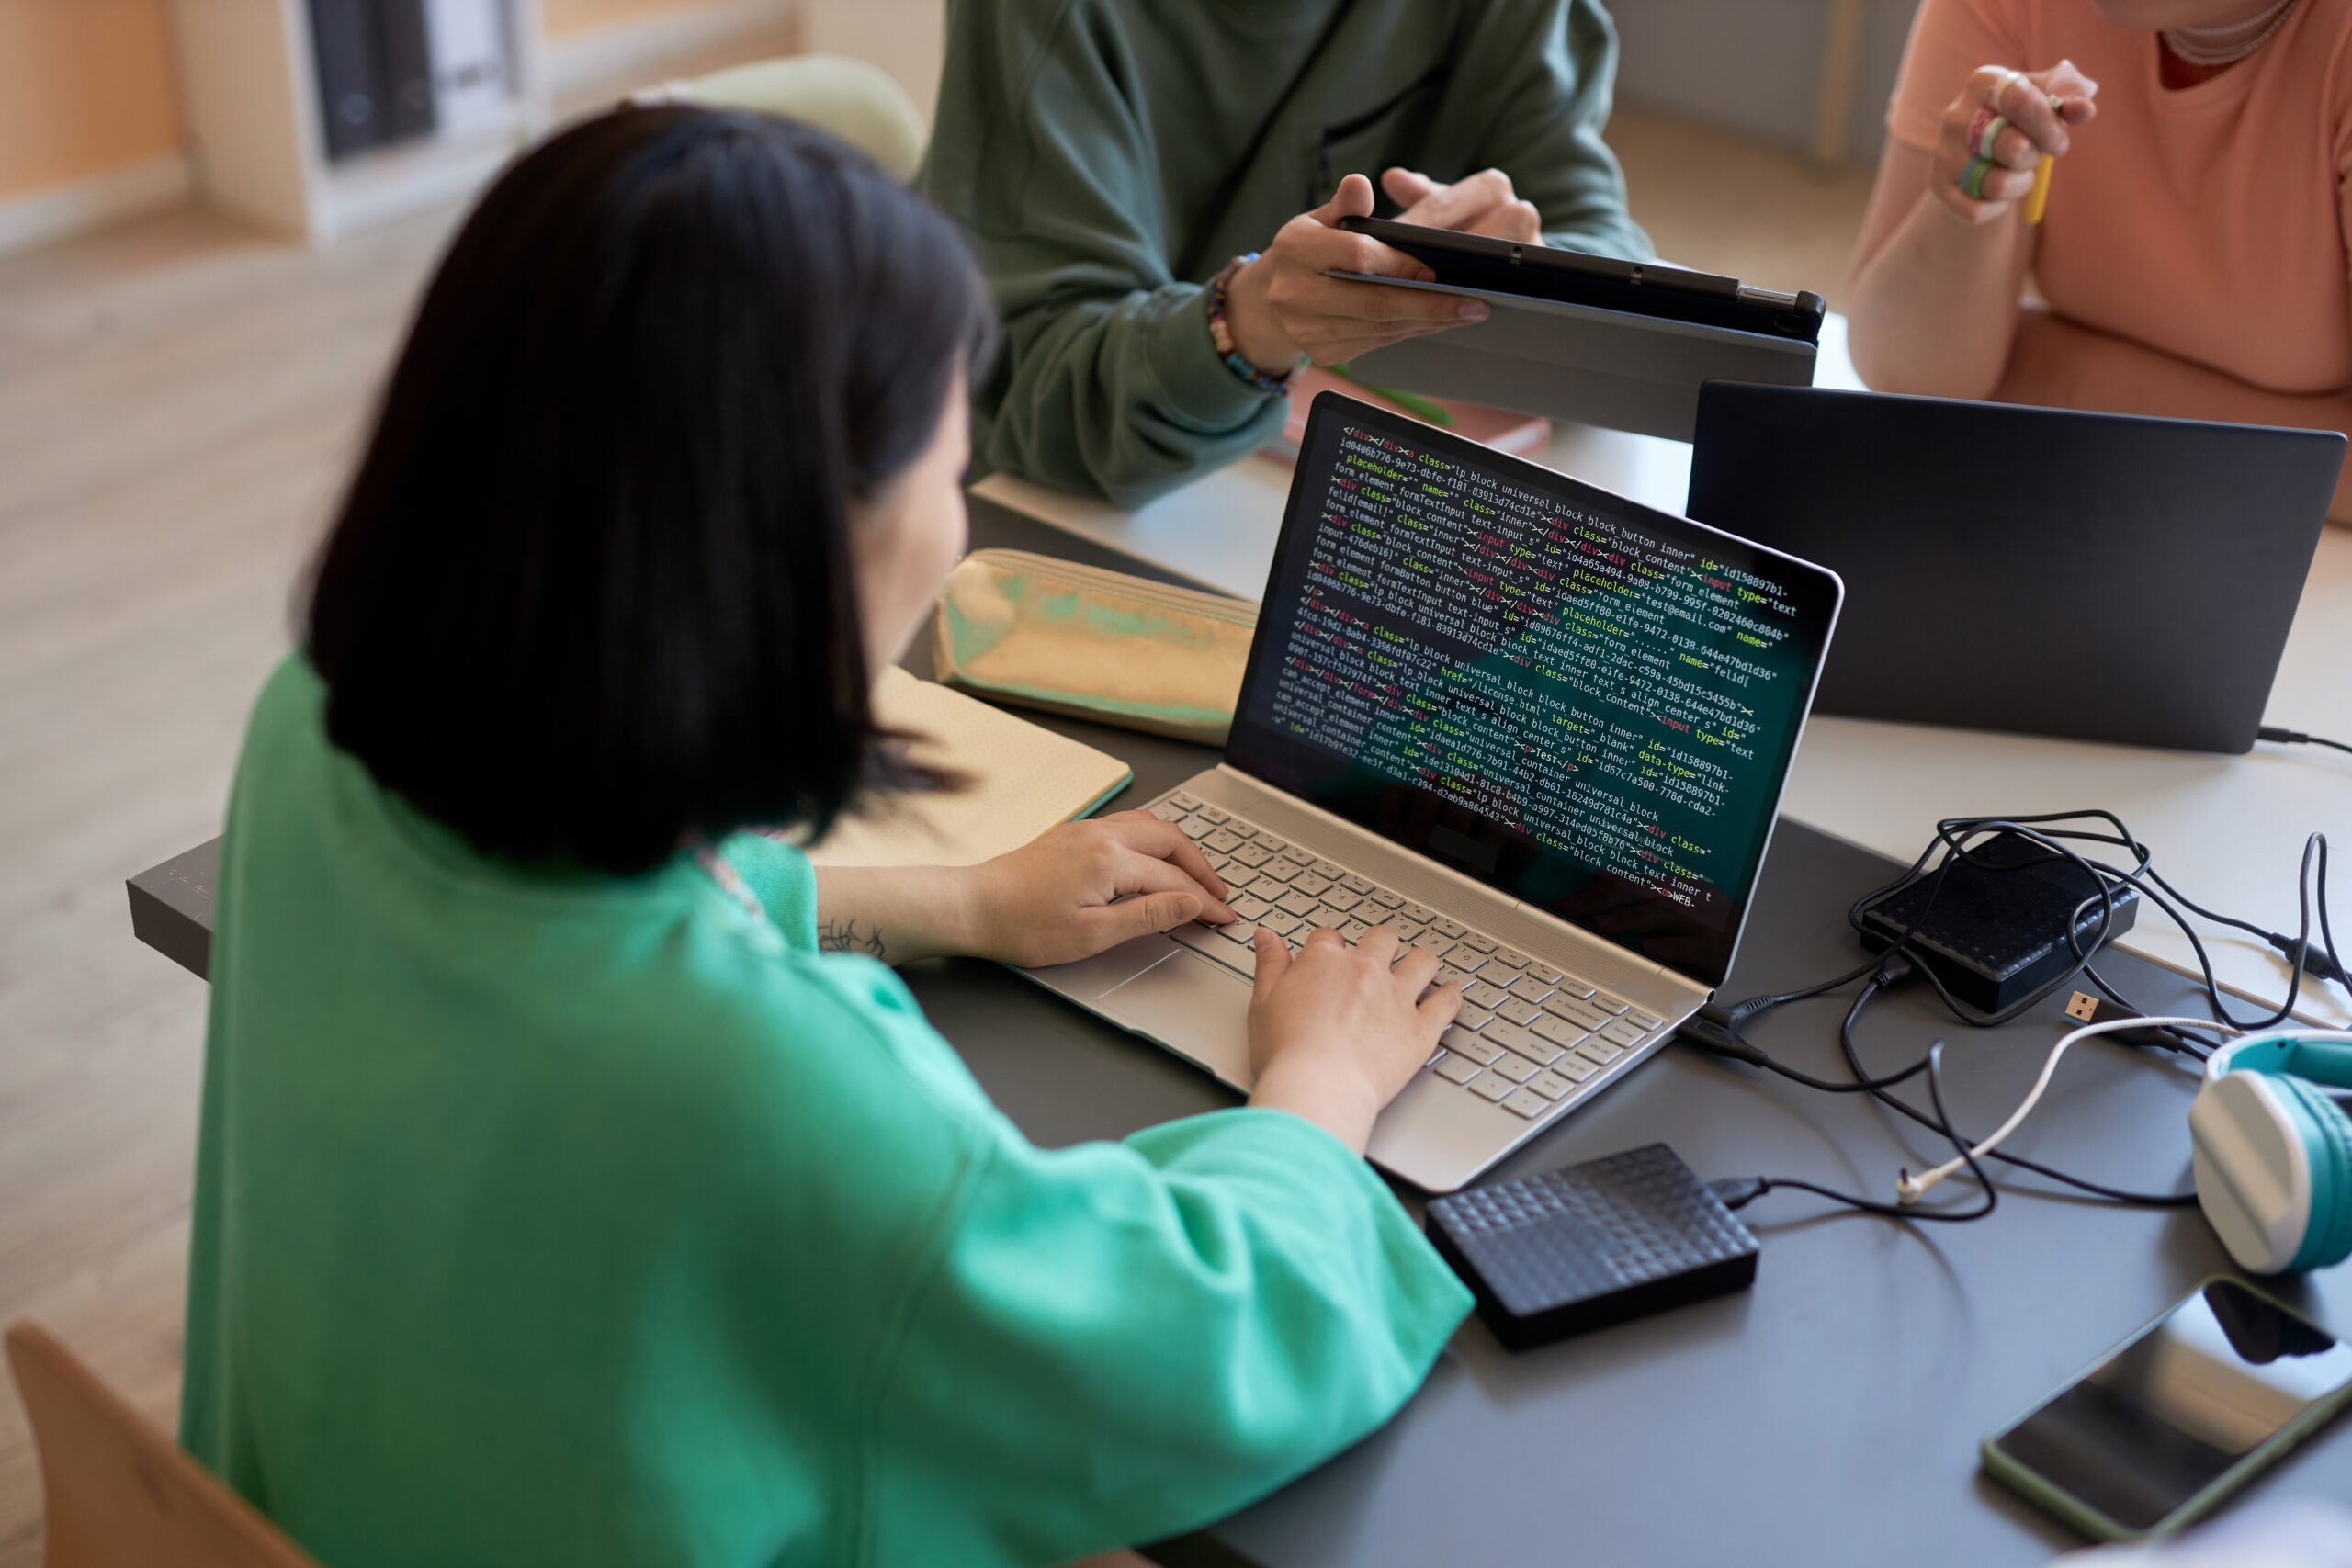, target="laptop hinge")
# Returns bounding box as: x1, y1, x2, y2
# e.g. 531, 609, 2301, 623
1212, 763, 1681, 986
